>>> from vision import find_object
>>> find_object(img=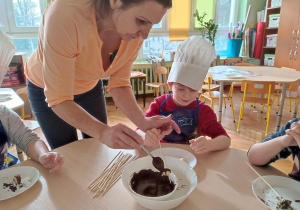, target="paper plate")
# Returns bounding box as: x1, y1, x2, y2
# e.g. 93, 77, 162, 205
151, 147, 197, 168
0, 94, 12, 101
252, 175, 300, 209
0, 166, 39, 200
